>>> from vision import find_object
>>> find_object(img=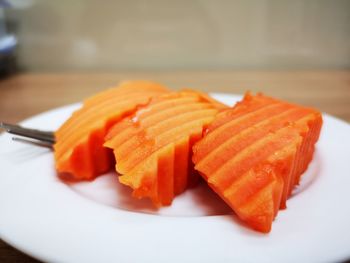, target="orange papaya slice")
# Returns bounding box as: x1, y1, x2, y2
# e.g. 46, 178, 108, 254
54, 80, 169, 180
104, 90, 228, 206
192, 92, 322, 233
